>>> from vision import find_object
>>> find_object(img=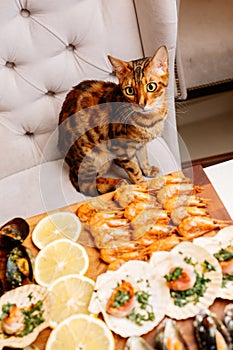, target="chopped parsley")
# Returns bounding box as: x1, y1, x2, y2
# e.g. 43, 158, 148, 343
222, 274, 233, 288
202, 260, 216, 273
164, 267, 183, 282
170, 271, 211, 307
214, 248, 233, 262
126, 290, 155, 326
0, 302, 14, 320
184, 256, 196, 266
20, 300, 45, 337
162, 254, 215, 307
112, 289, 131, 308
